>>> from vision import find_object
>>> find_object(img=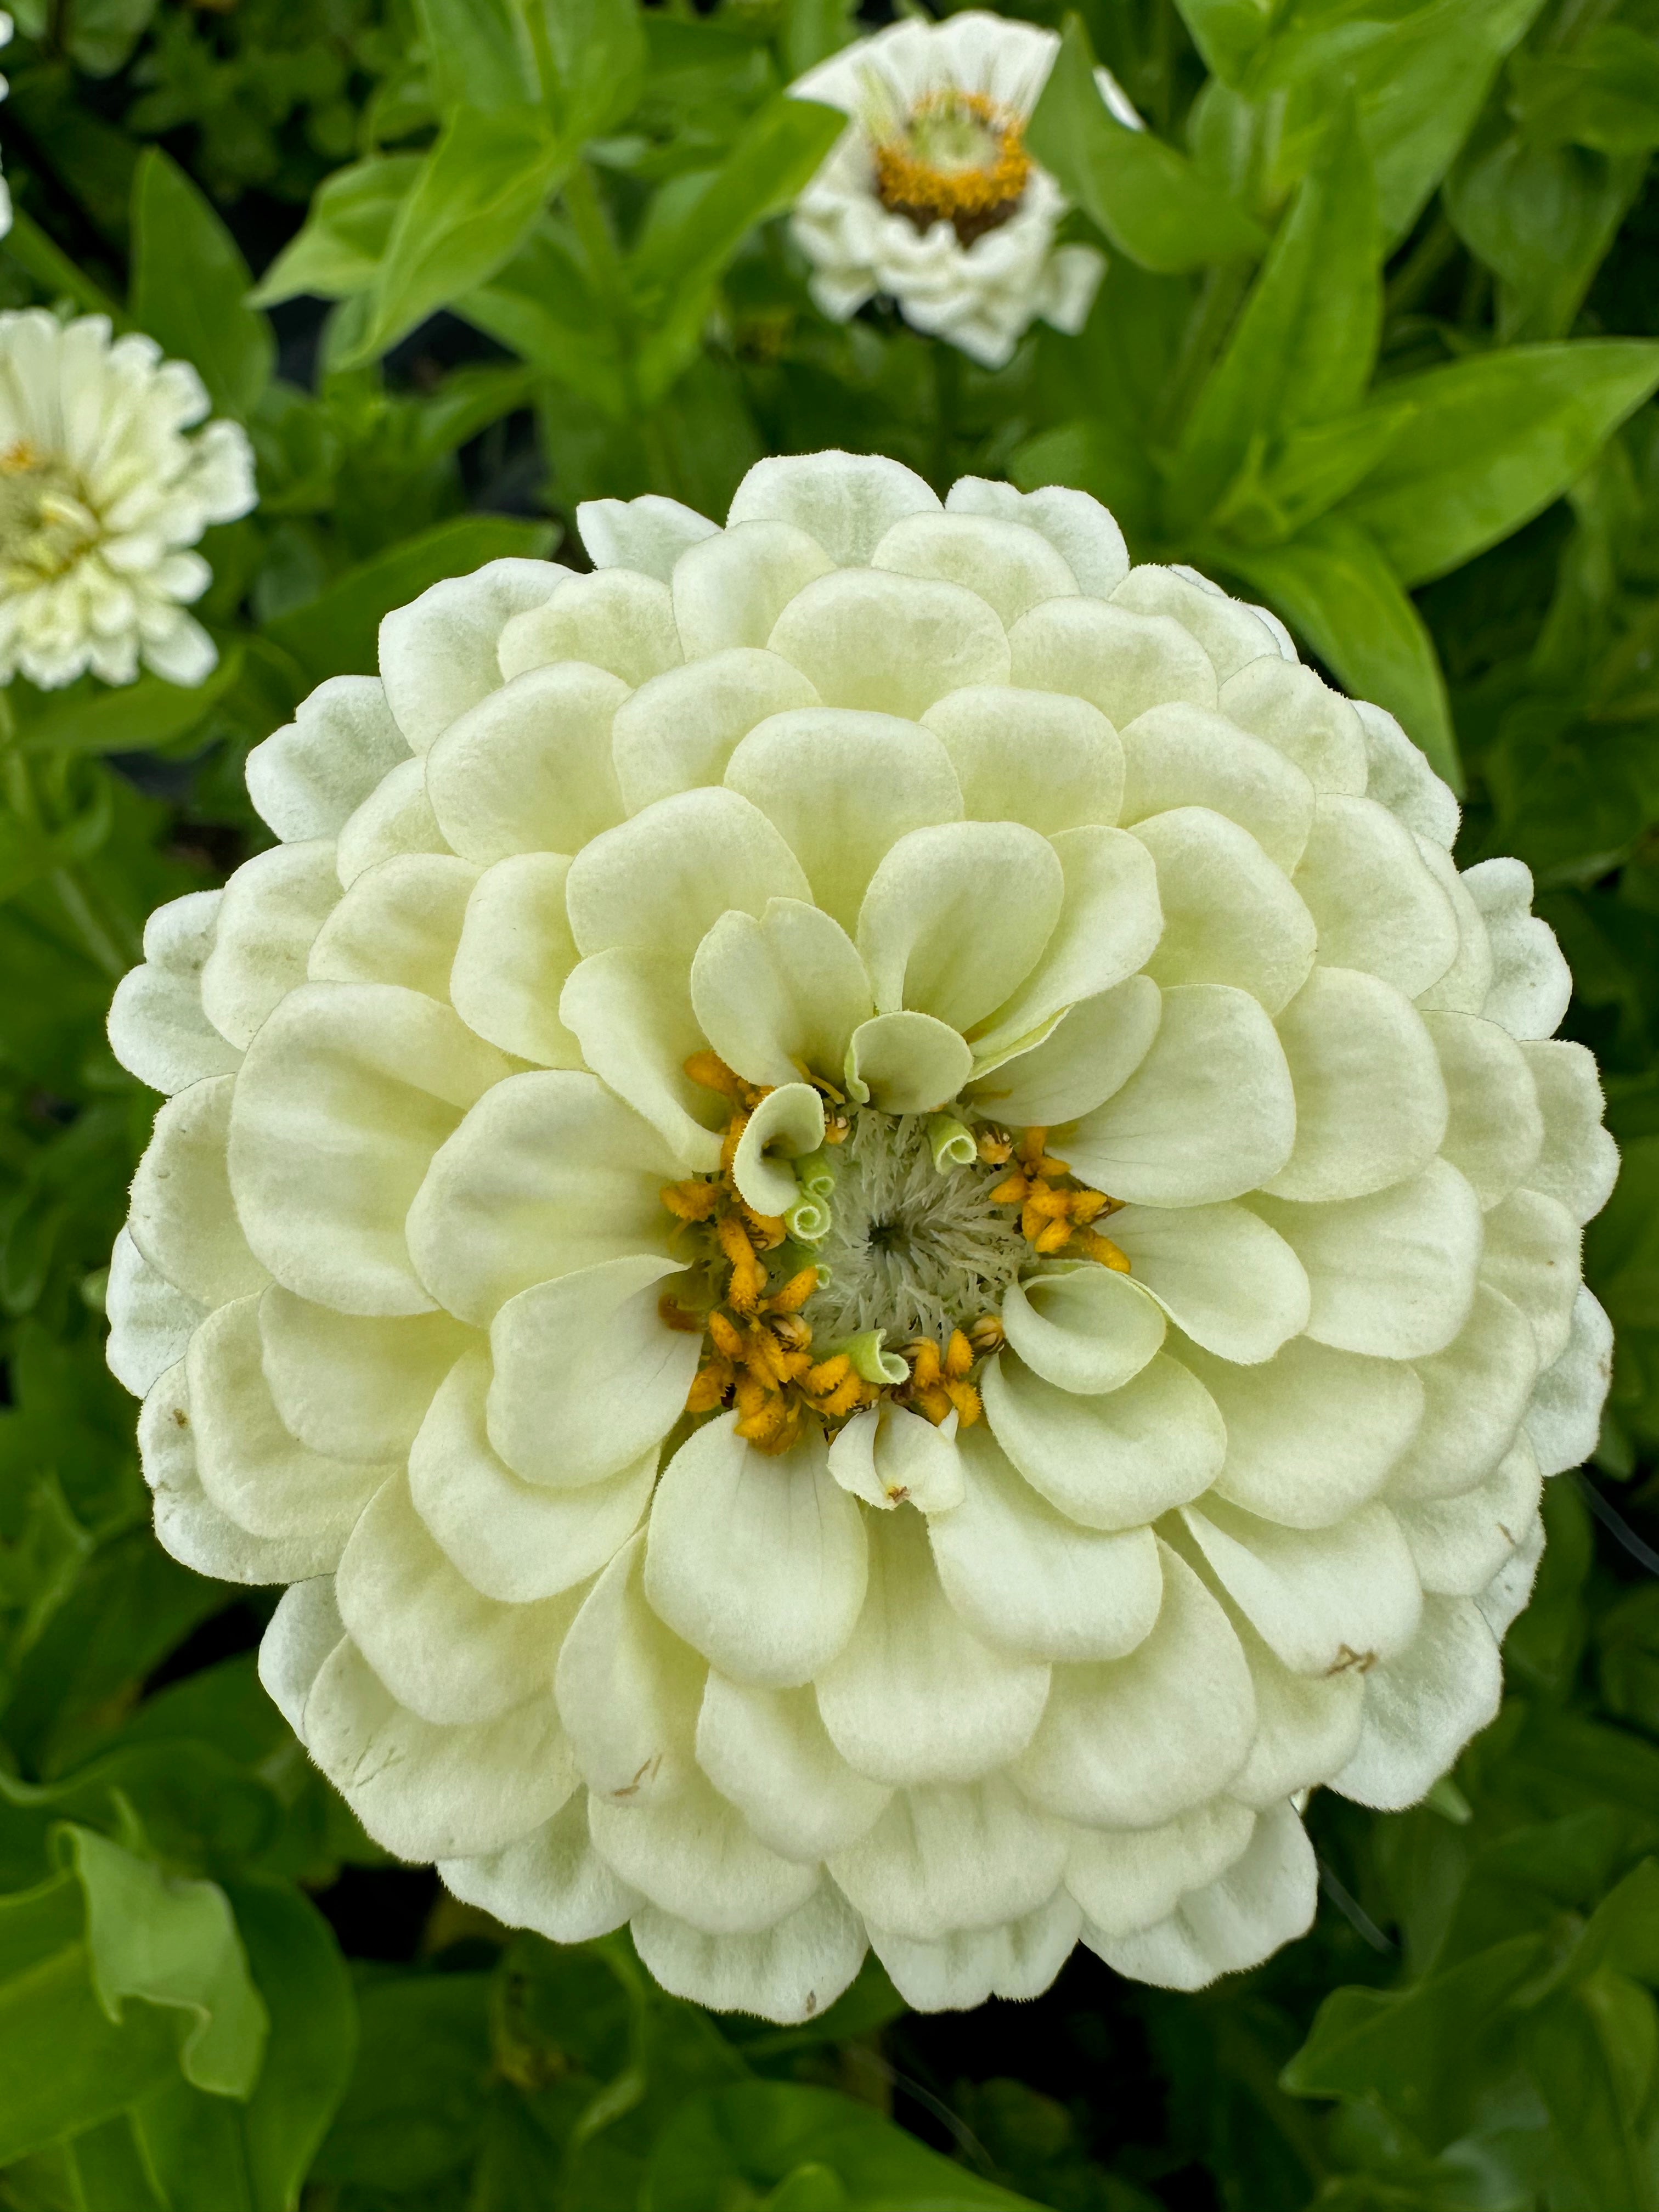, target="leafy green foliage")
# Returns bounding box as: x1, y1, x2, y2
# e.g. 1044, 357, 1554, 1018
0, 0, 1657, 2204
